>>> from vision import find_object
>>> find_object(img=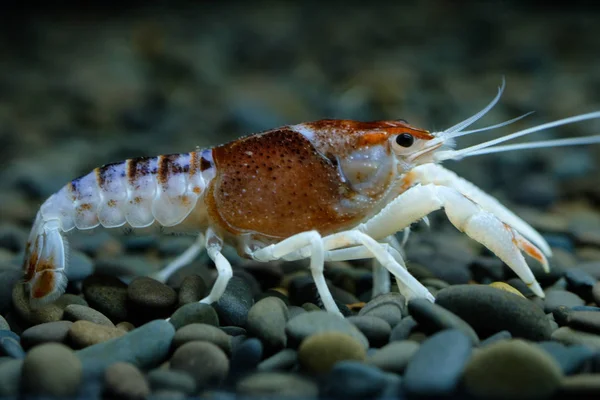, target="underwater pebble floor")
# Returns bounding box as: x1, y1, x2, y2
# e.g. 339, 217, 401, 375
2, 2, 600, 400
